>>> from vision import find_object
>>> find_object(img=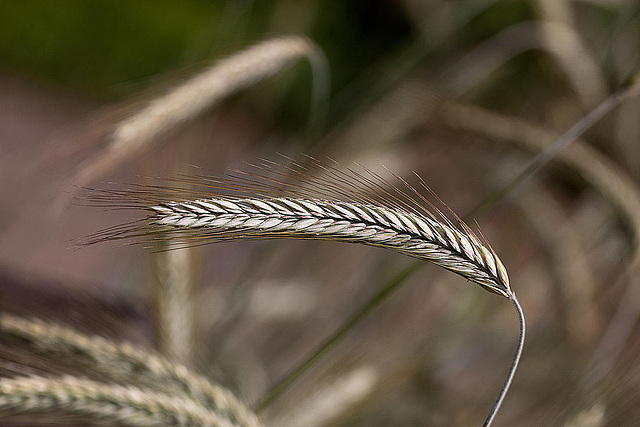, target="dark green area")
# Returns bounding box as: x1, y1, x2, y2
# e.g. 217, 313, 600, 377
0, 1, 414, 113
0, 0, 544, 127
0, 1, 224, 97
